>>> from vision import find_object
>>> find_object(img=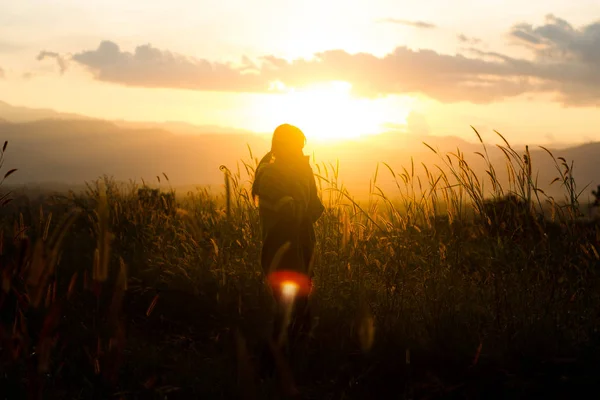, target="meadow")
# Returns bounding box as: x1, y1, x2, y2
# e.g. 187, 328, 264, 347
1, 129, 600, 399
